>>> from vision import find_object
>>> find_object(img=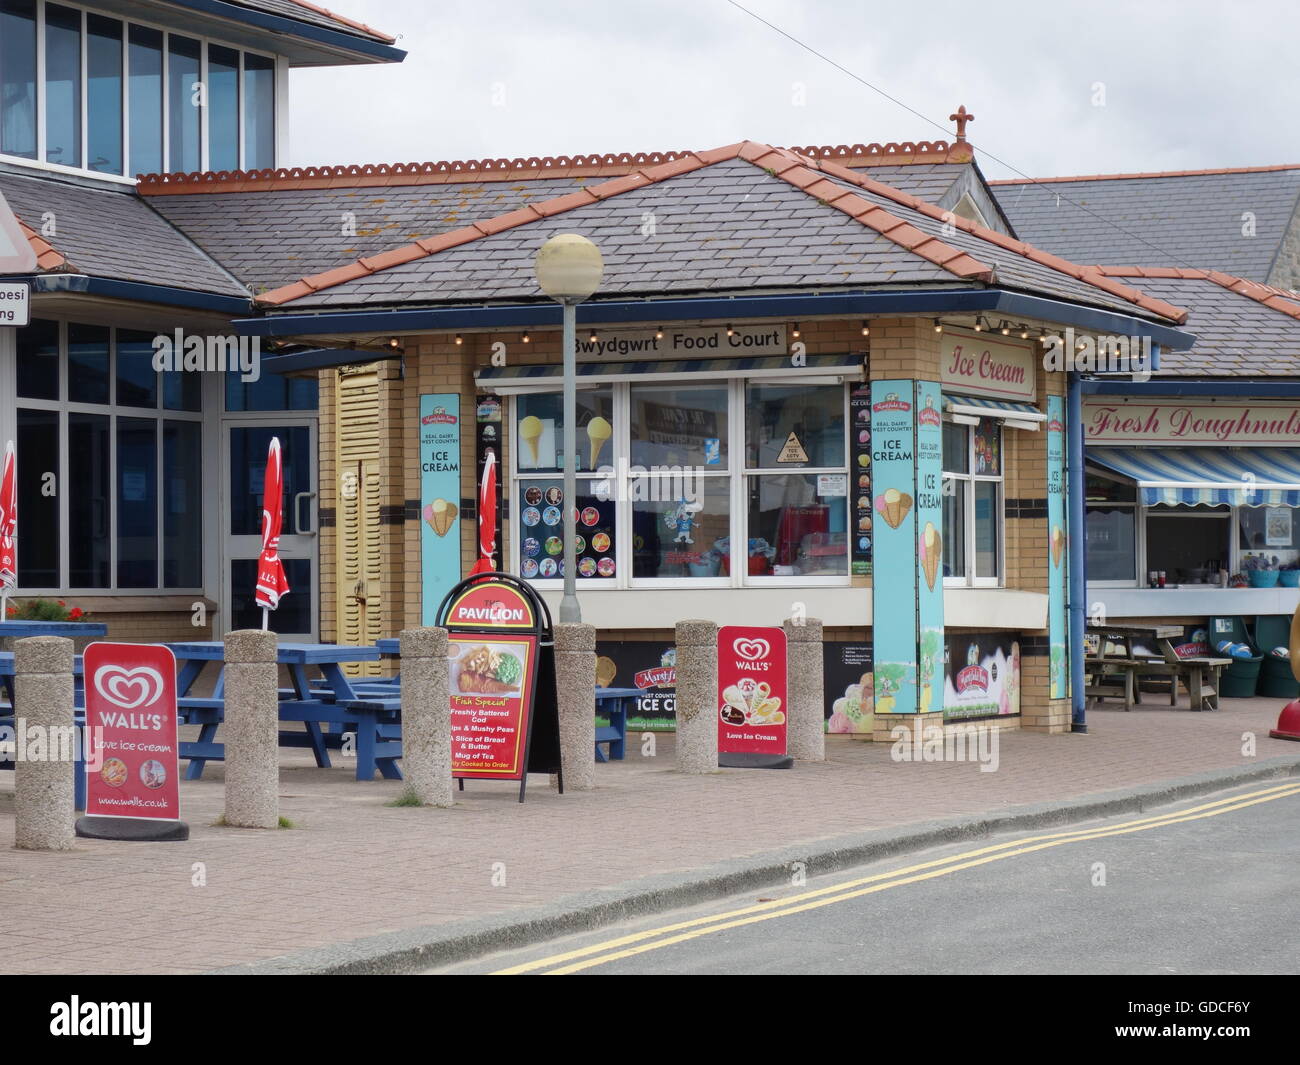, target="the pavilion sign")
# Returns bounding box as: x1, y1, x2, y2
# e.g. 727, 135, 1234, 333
576, 325, 786, 361
1084, 398, 1300, 445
